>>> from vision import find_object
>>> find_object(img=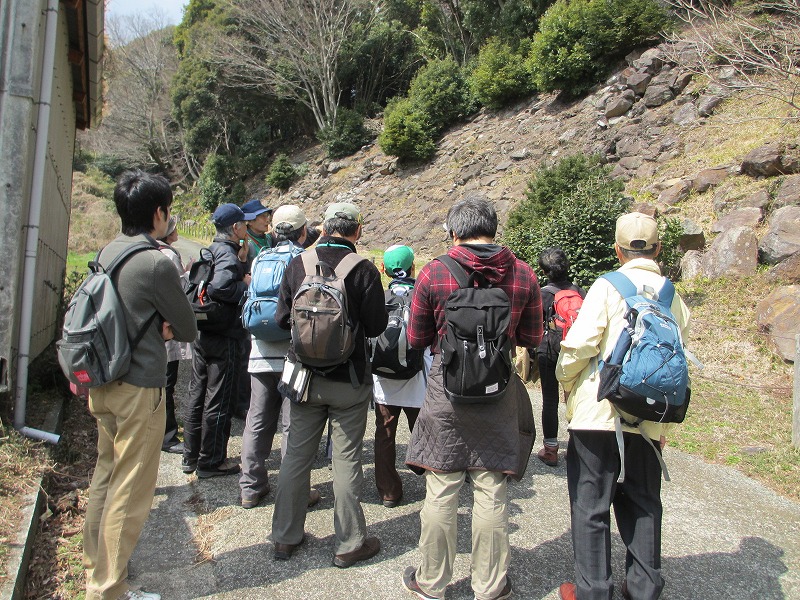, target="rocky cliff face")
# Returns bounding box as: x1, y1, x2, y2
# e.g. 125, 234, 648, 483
248, 41, 800, 359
